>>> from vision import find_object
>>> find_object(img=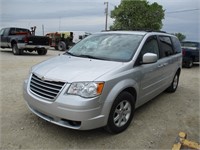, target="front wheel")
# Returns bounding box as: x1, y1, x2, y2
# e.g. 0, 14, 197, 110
12, 44, 22, 55
105, 91, 135, 134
